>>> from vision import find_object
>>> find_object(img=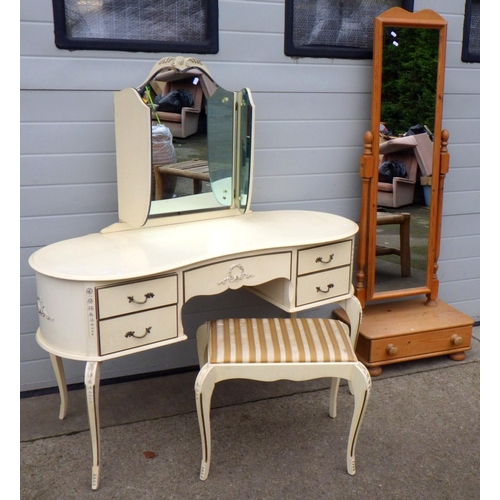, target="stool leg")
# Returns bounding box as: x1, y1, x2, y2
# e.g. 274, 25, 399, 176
196, 322, 210, 368
195, 365, 216, 480
346, 362, 371, 475
328, 377, 340, 418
